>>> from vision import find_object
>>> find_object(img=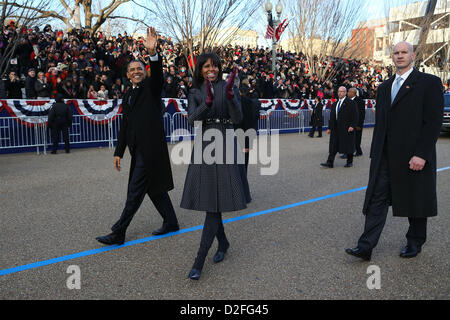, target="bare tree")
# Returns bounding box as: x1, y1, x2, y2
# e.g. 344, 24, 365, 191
140, 0, 262, 75
8, 0, 132, 33
282, 0, 367, 82
0, 0, 50, 77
